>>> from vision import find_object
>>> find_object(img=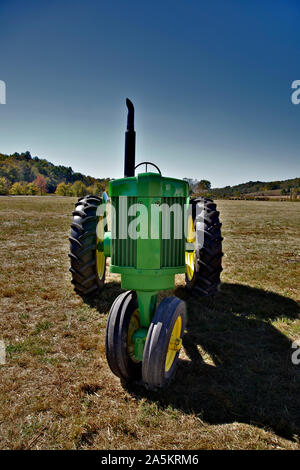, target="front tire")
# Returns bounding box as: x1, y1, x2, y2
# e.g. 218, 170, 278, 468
105, 291, 142, 382
142, 296, 186, 390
